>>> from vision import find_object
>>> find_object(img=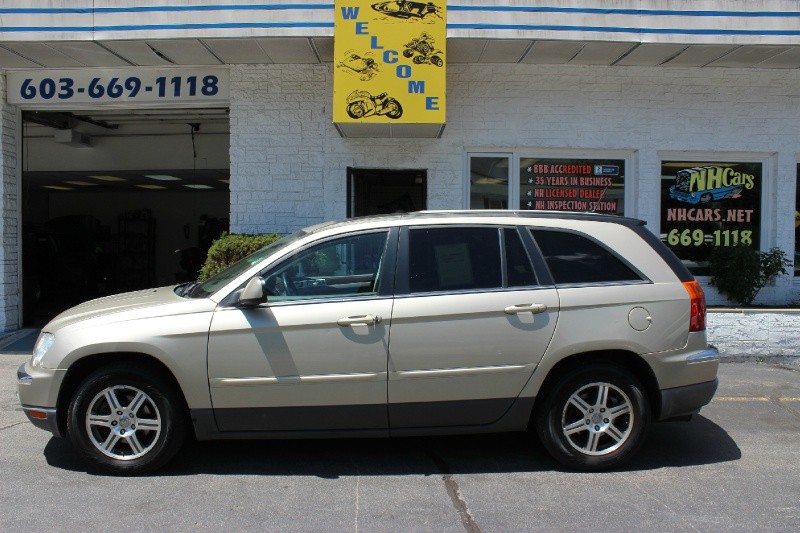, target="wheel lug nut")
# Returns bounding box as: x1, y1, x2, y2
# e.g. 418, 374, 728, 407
594, 425, 600, 430
585, 420, 590, 424
131, 425, 135, 429
120, 429, 125, 435
600, 408, 605, 413
117, 411, 123, 415
111, 421, 117, 426
589, 409, 594, 413
604, 419, 609, 423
